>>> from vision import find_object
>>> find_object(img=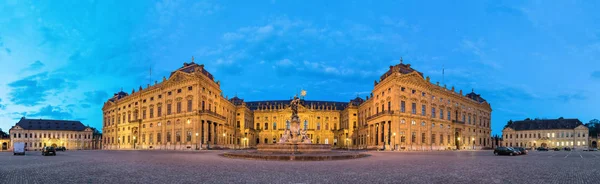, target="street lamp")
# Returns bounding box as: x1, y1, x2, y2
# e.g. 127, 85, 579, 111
367, 134, 370, 149
118, 137, 121, 149
133, 136, 137, 149
457, 137, 461, 150
472, 137, 475, 150
393, 133, 396, 151
195, 133, 199, 150
346, 138, 349, 151
223, 132, 226, 147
